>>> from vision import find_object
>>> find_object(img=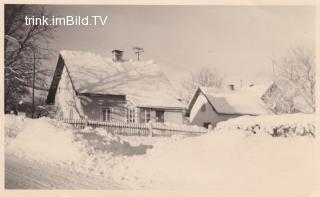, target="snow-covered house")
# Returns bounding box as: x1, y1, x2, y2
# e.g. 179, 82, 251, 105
187, 84, 271, 128
261, 82, 315, 114
46, 50, 185, 124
